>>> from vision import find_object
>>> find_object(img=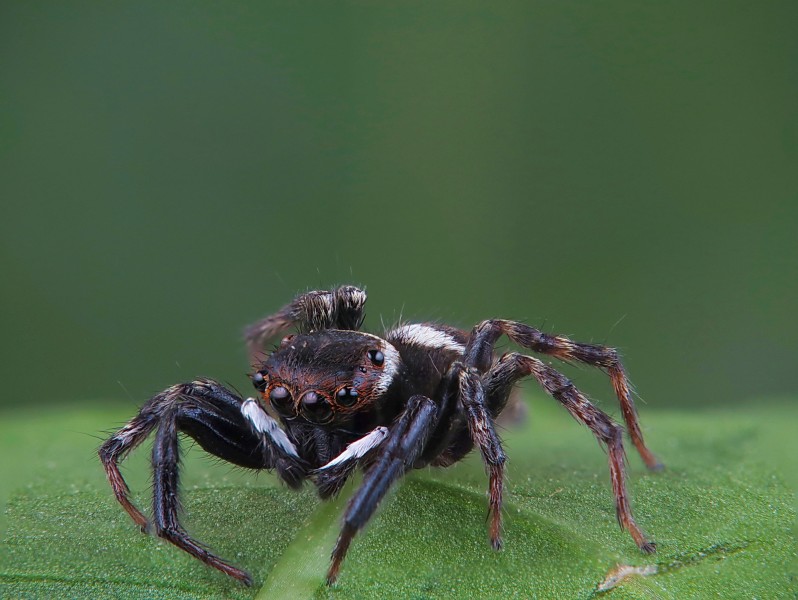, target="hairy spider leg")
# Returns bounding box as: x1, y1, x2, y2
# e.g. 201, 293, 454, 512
465, 319, 662, 470
486, 353, 655, 553
244, 285, 367, 360
152, 410, 254, 585
327, 395, 438, 584
99, 379, 310, 586
454, 363, 507, 549
98, 410, 158, 529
